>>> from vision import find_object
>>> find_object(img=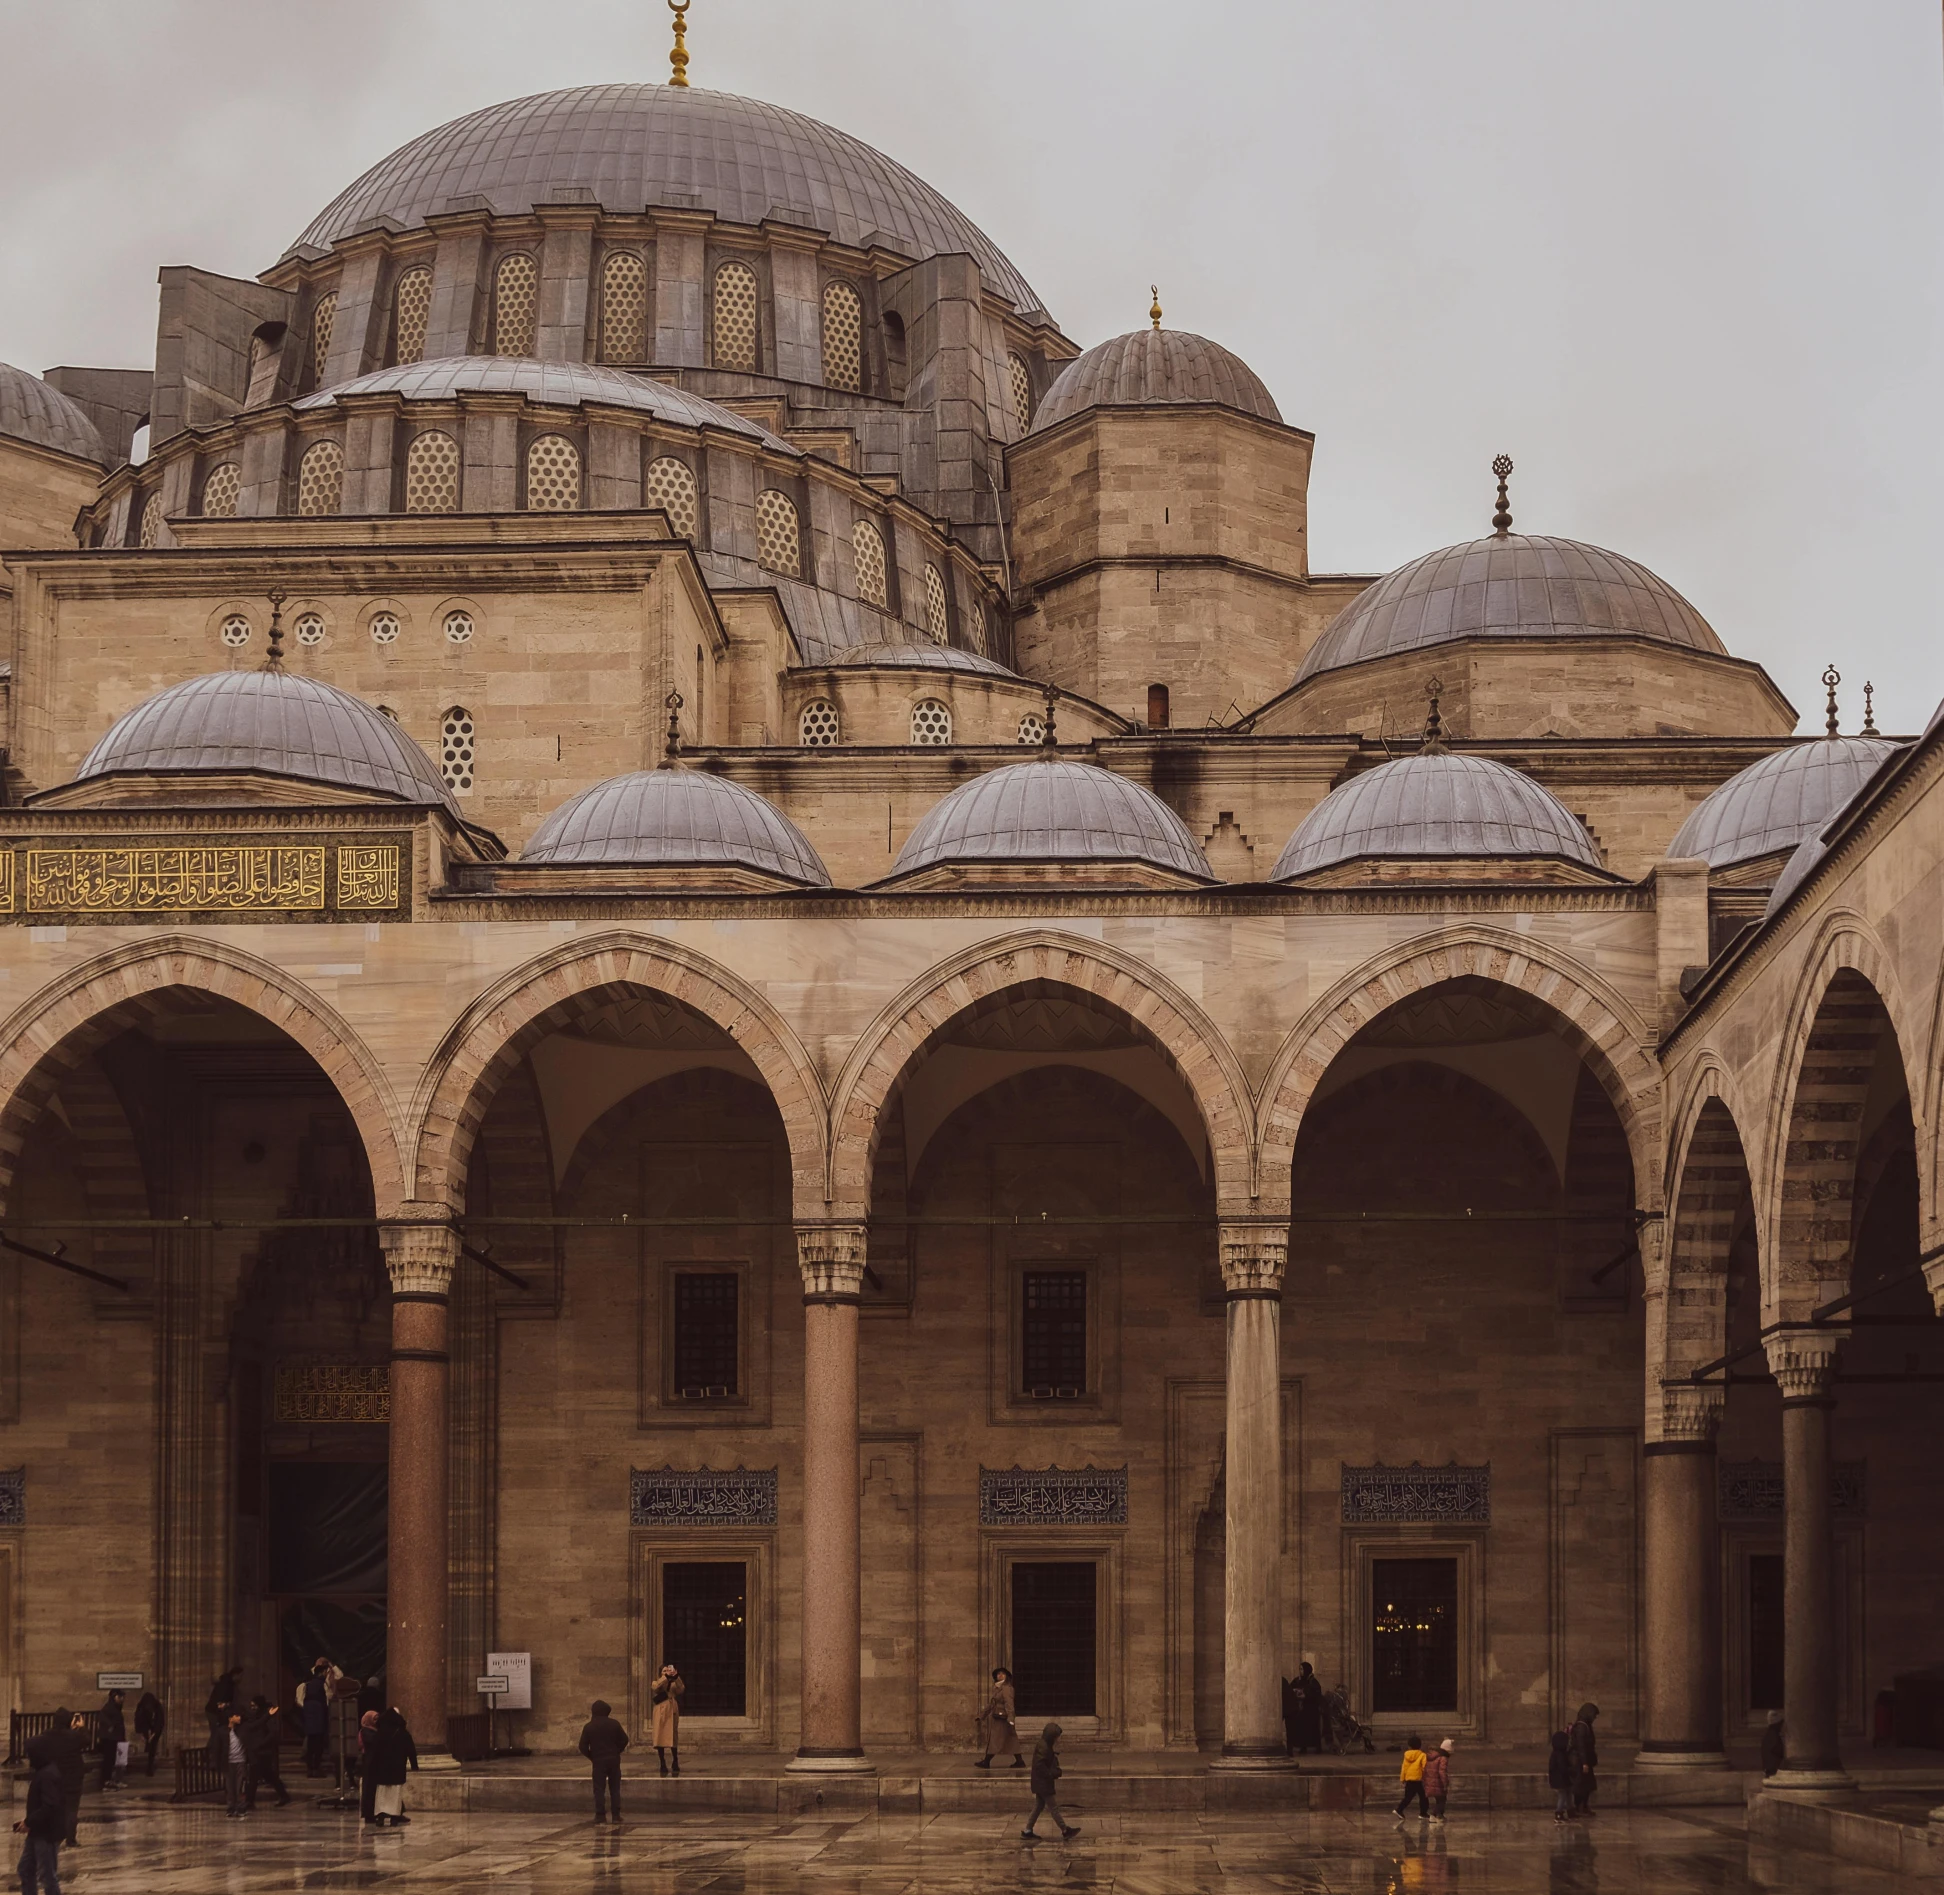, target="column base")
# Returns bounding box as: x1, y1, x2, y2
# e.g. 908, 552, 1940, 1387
1208, 1747, 1298, 1773
1633, 1745, 1731, 1772
1761, 1767, 1855, 1801
786, 1750, 875, 1775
